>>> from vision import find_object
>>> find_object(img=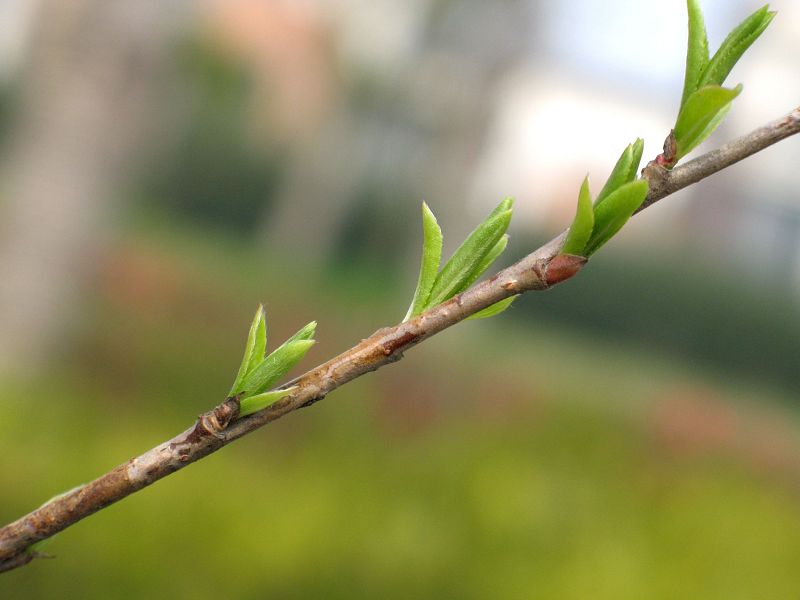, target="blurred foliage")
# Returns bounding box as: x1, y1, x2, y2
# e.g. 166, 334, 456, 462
332, 180, 418, 273
0, 82, 16, 150
2, 220, 800, 598
511, 236, 800, 394
141, 38, 284, 233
